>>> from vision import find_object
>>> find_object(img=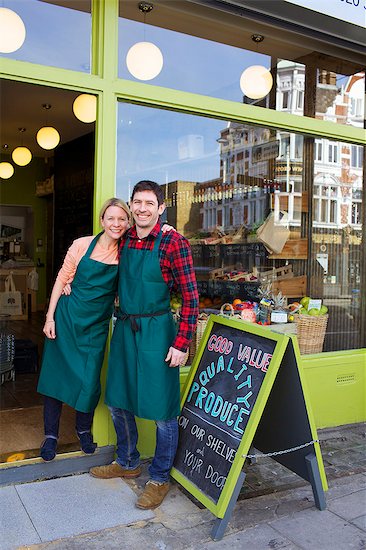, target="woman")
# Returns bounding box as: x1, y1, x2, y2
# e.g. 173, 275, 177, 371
37, 198, 131, 461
